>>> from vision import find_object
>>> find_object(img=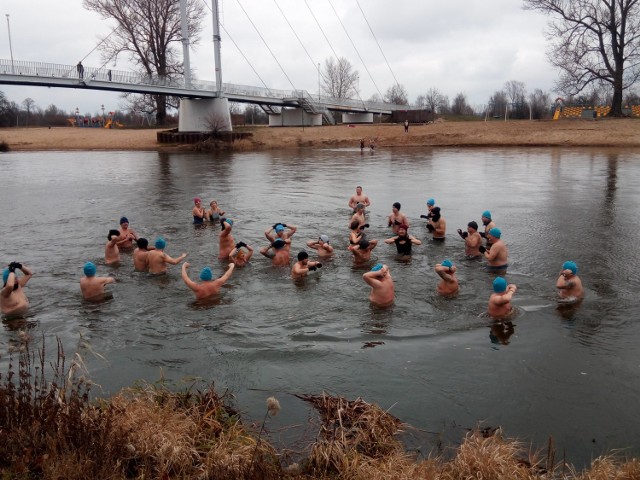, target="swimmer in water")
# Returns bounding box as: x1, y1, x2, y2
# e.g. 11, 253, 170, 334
457, 221, 482, 258
80, 262, 115, 301
349, 219, 369, 246
556, 261, 584, 303
206, 200, 225, 222
387, 202, 409, 234
260, 238, 292, 266
434, 259, 459, 296
118, 217, 139, 249
348, 238, 378, 264
306, 234, 334, 258
133, 237, 154, 271
384, 224, 421, 256
488, 276, 517, 320
420, 198, 436, 223
229, 242, 254, 267
265, 223, 297, 244
350, 202, 367, 228
480, 210, 496, 240
427, 207, 446, 240
363, 263, 394, 308
147, 237, 187, 274
181, 262, 235, 300
192, 197, 205, 225
480, 227, 508, 272
1, 263, 33, 316
291, 251, 322, 279
348, 185, 371, 211
105, 229, 123, 265
218, 218, 235, 260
